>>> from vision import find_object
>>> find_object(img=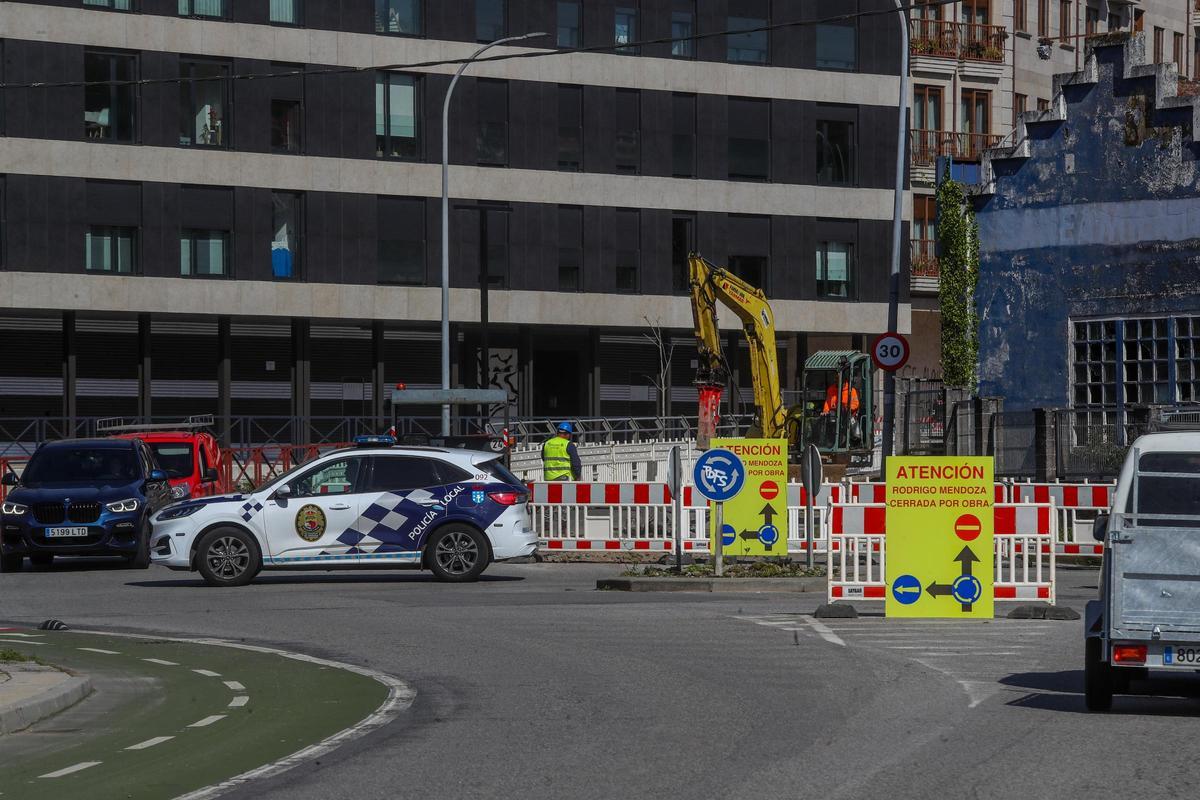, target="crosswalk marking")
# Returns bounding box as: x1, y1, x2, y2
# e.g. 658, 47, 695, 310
126, 736, 174, 750
40, 762, 102, 778
78, 647, 121, 655
188, 715, 226, 728
142, 658, 178, 666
